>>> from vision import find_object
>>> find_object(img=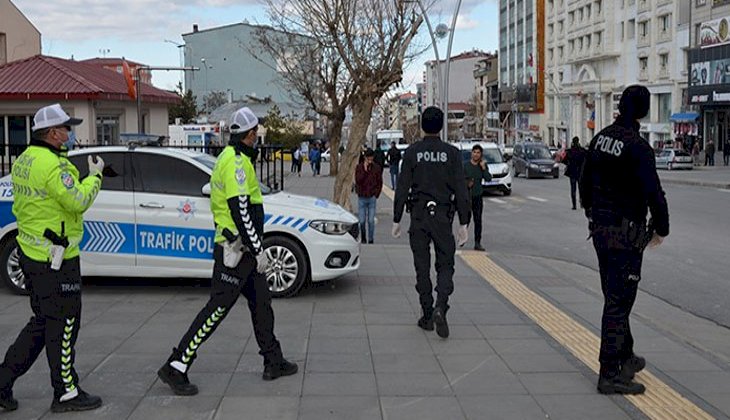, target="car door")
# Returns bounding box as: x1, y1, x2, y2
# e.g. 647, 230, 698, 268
131, 151, 215, 273
67, 151, 136, 273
